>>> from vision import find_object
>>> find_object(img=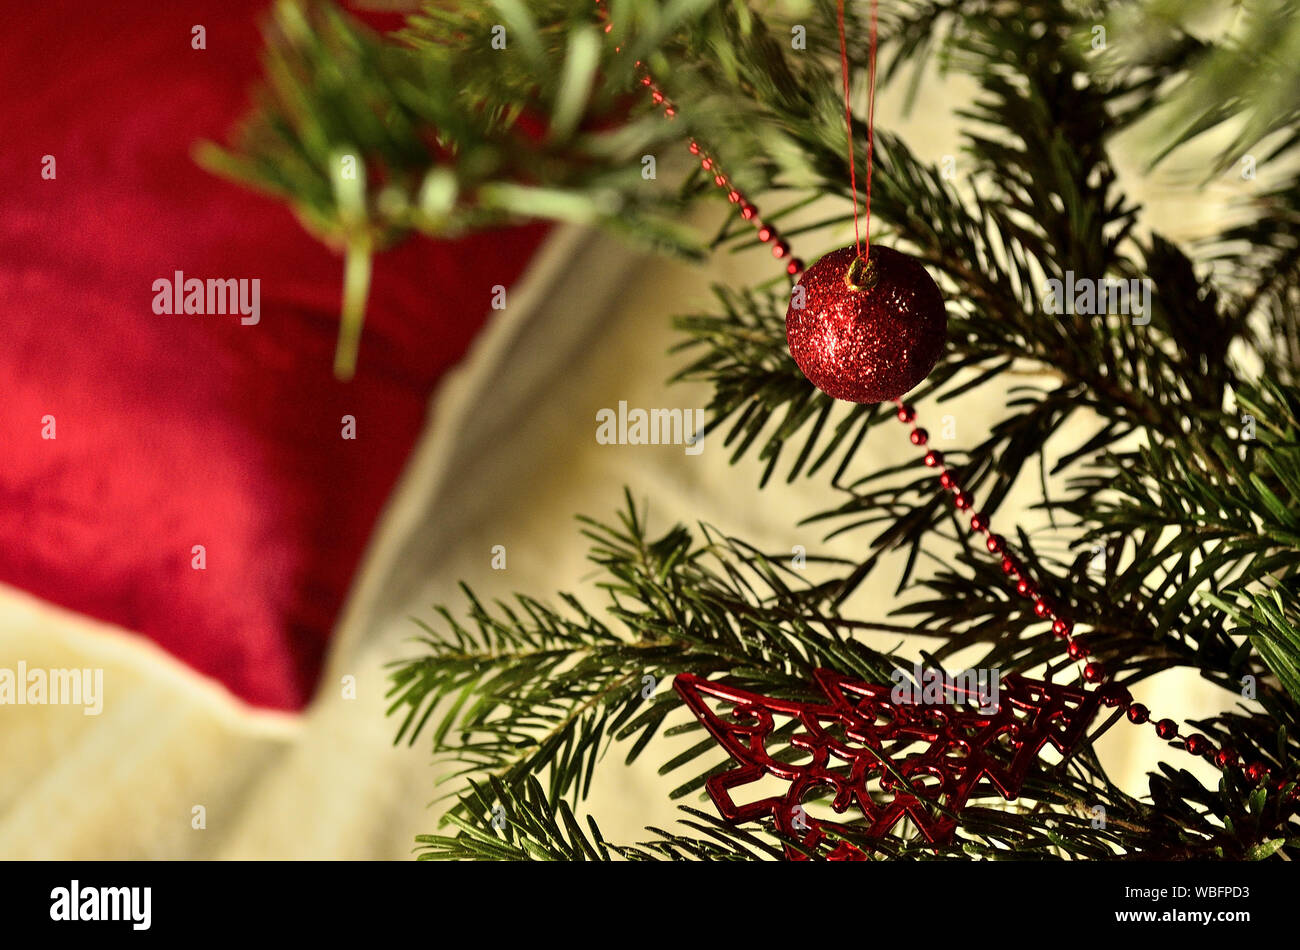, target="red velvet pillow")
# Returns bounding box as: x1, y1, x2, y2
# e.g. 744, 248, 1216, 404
0, 0, 547, 709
